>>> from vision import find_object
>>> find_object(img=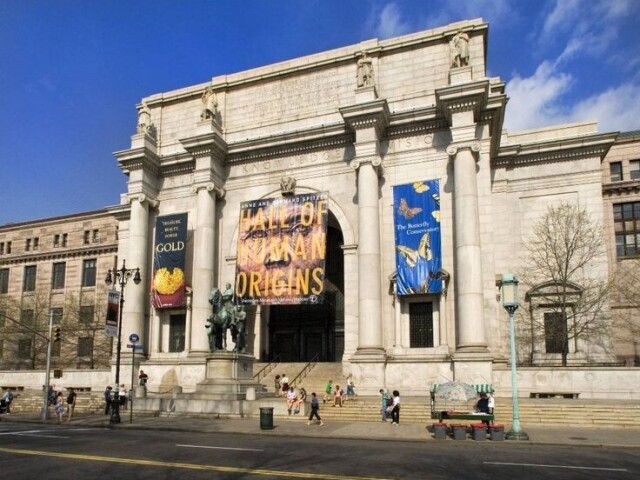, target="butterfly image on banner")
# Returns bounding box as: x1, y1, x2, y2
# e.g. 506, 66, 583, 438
413, 181, 429, 193
397, 198, 422, 220
396, 232, 433, 267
